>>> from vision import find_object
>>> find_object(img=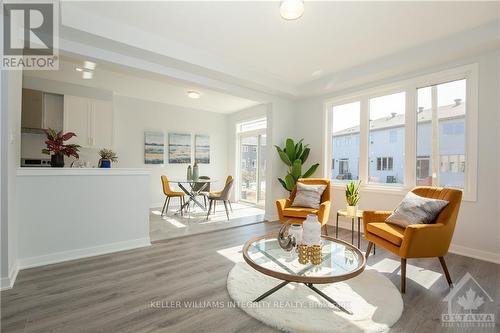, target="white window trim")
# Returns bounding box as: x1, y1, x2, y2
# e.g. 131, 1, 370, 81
323, 63, 478, 201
